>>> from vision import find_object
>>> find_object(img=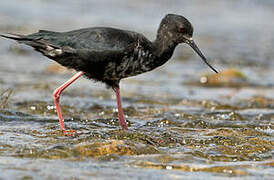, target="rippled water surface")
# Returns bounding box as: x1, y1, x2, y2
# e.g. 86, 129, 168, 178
0, 0, 273, 179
